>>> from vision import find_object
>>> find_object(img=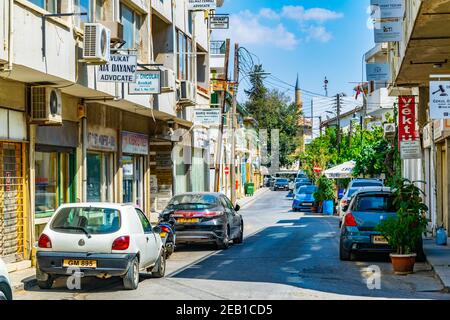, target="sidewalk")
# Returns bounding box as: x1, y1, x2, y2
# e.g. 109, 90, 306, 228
9, 265, 36, 292
423, 237, 450, 292
237, 187, 270, 209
